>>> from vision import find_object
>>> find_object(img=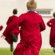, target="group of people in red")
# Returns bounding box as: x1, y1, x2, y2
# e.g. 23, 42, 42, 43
0, 0, 55, 55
